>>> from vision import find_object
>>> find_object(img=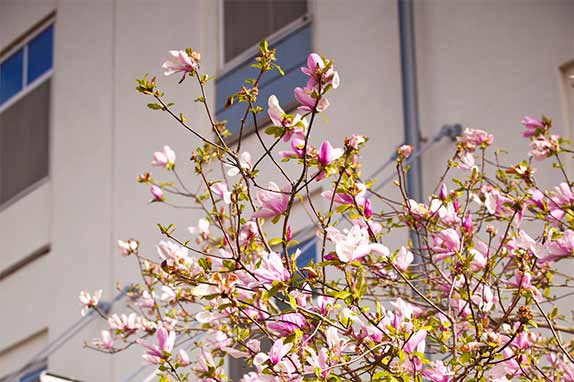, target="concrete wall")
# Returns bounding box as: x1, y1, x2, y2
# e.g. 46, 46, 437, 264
0, 0, 573, 381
